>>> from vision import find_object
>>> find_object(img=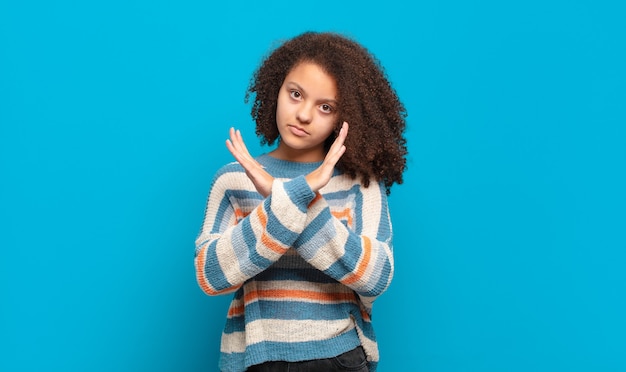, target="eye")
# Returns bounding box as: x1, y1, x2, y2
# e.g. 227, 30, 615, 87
289, 90, 302, 100
319, 103, 334, 114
